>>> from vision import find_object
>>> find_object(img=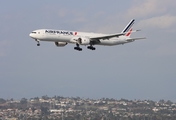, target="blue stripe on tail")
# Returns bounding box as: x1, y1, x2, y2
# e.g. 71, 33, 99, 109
122, 19, 135, 33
